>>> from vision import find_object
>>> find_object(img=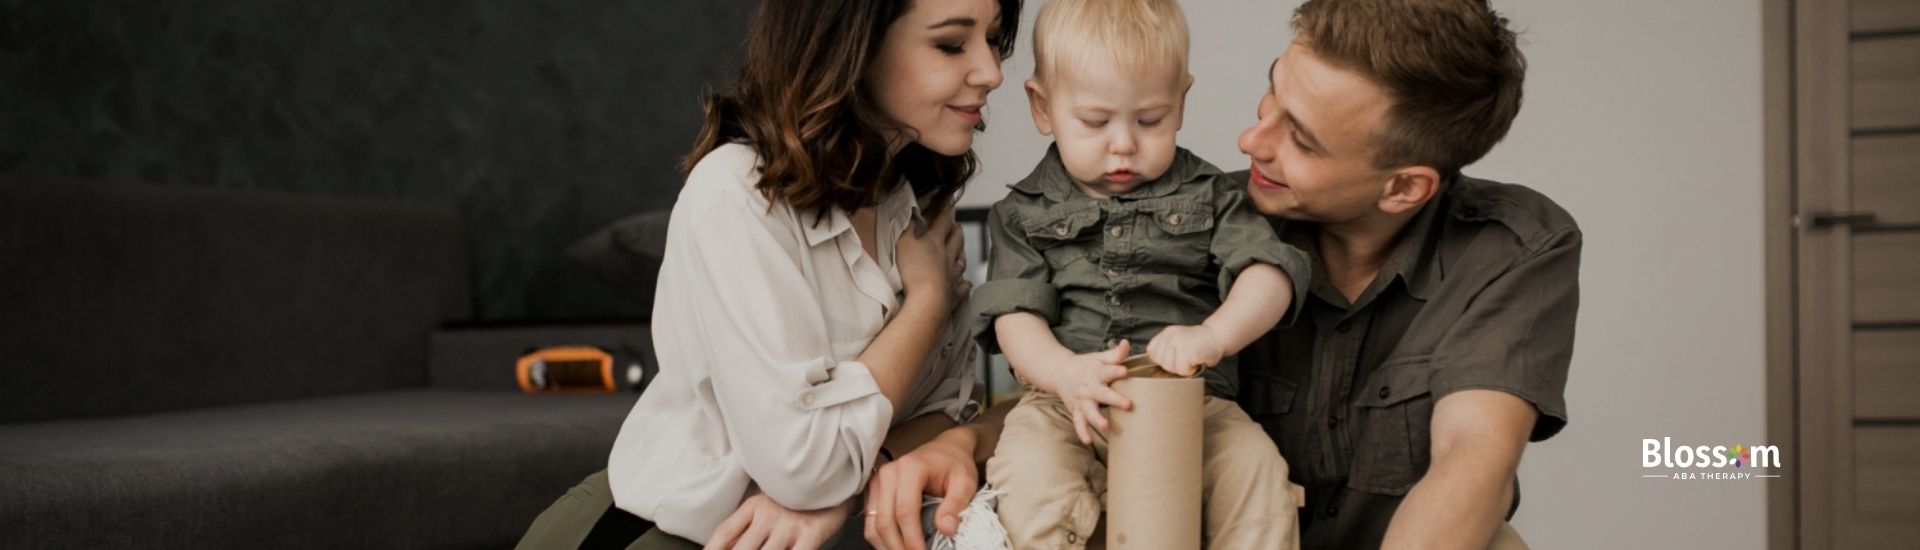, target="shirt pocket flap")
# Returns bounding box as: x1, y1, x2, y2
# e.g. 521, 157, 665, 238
1147, 201, 1215, 235
1357, 355, 1434, 408
1021, 203, 1103, 248
1241, 370, 1298, 415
